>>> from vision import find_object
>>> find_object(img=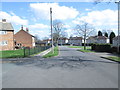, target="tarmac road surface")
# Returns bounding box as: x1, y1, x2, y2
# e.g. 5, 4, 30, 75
2, 46, 118, 88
